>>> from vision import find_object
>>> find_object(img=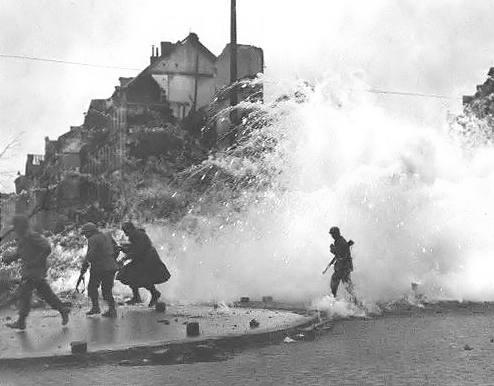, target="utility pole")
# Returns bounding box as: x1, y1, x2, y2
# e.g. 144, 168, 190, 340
230, 0, 238, 108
